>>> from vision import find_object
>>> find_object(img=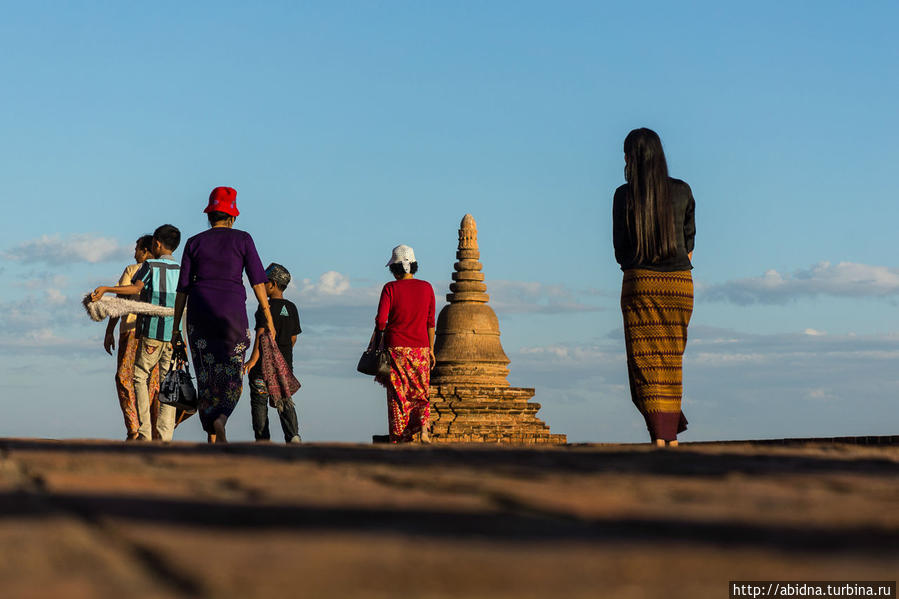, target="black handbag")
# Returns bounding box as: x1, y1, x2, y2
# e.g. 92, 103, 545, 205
357, 330, 391, 378
159, 341, 198, 412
